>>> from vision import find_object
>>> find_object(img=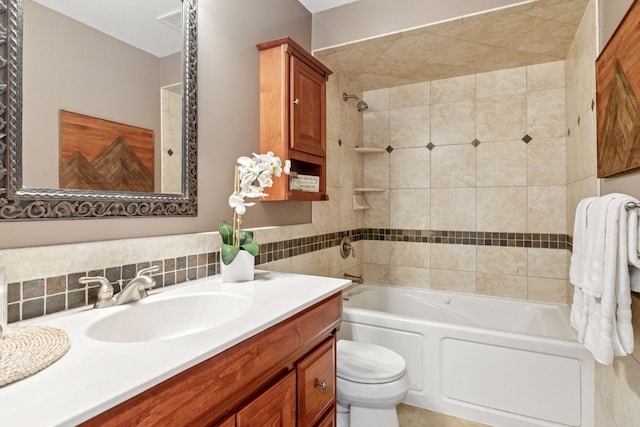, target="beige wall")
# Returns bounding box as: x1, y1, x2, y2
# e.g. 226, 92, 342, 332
361, 62, 569, 303
1, 0, 313, 249
597, 0, 635, 52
